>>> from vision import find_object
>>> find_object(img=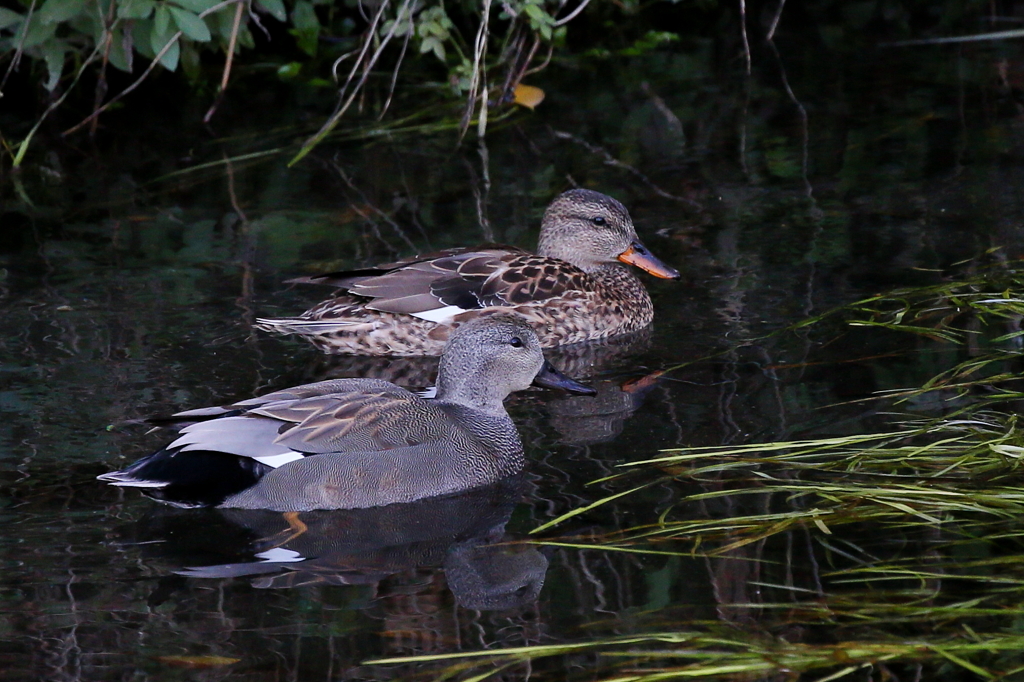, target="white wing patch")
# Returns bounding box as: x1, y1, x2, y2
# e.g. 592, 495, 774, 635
251, 451, 307, 468
95, 474, 170, 489
409, 305, 467, 323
